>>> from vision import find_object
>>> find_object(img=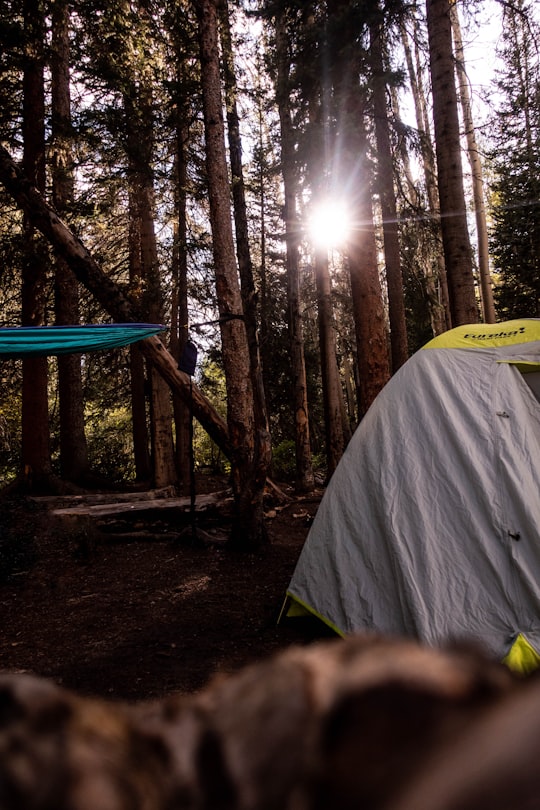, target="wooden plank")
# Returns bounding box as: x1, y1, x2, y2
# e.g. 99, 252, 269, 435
30, 487, 176, 506
50, 491, 231, 518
